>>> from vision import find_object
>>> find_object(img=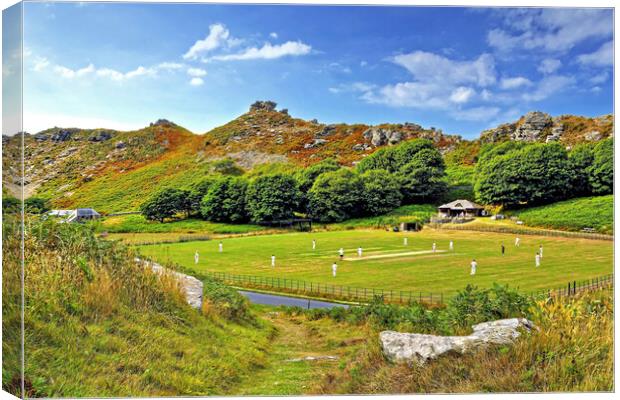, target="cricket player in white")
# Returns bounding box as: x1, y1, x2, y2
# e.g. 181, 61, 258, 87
219, 241, 223, 252
404, 237, 408, 245
539, 245, 543, 258
312, 239, 316, 250
535, 252, 541, 267
271, 255, 276, 267
432, 242, 436, 253
358, 247, 363, 257
449, 240, 454, 251
515, 237, 520, 247
339, 248, 344, 260
332, 262, 337, 277
470, 259, 477, 275
194, 251, 199, 264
